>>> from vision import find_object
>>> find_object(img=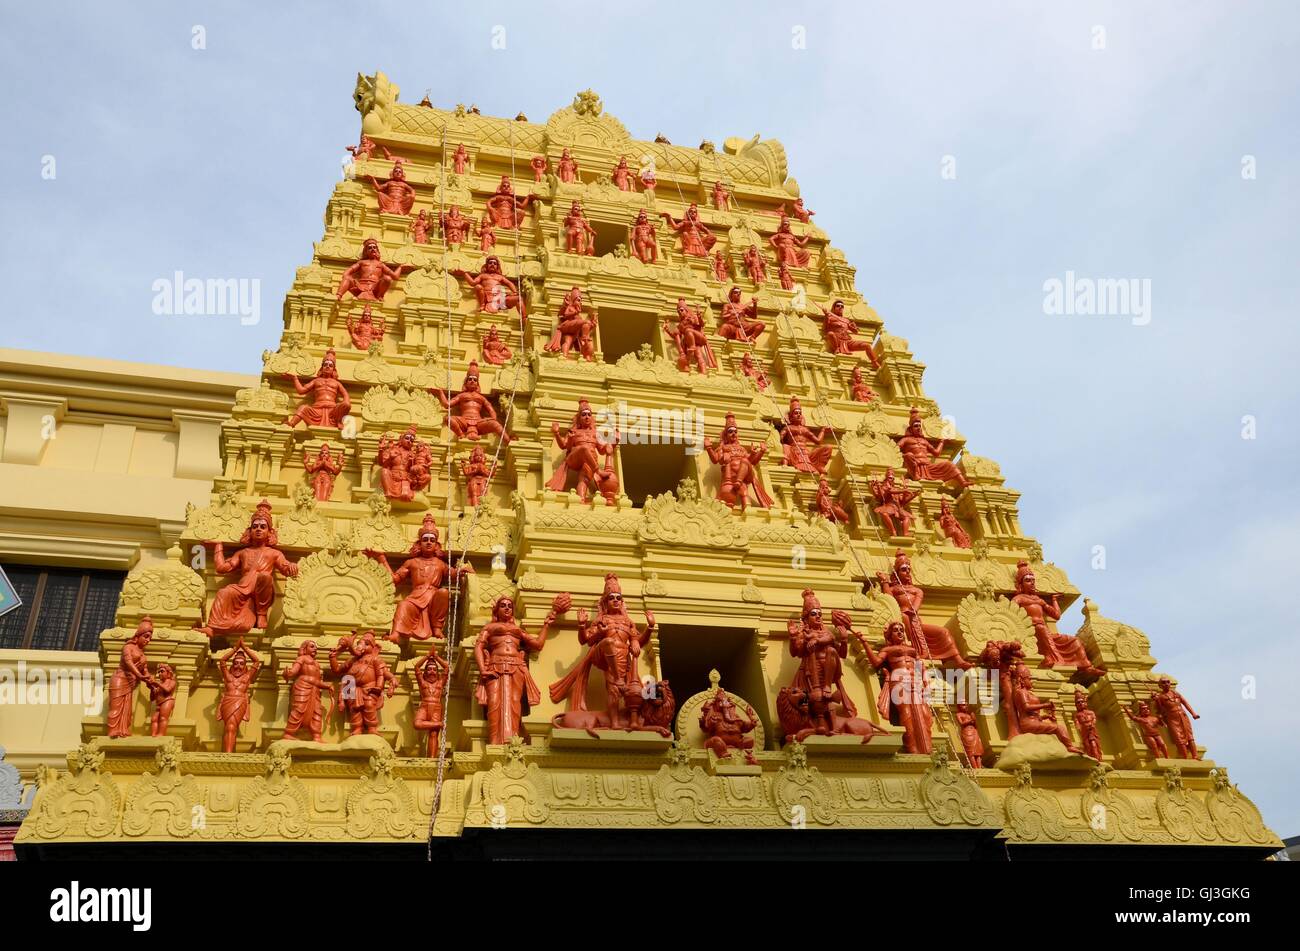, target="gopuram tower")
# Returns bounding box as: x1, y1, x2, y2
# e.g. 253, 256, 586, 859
17, 74, 1279, 859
